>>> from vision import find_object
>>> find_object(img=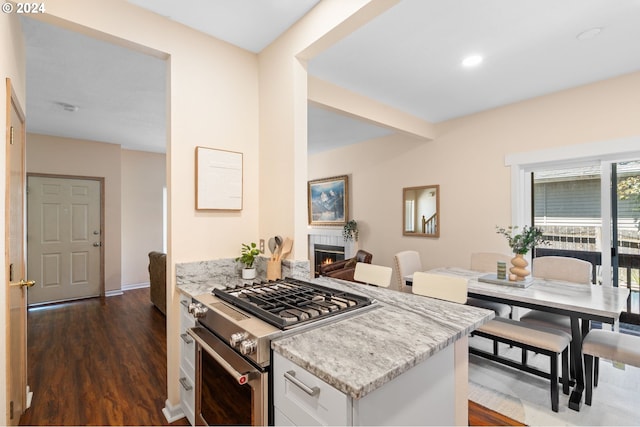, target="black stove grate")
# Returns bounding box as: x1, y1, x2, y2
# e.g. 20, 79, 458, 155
212, 278, 373, 329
